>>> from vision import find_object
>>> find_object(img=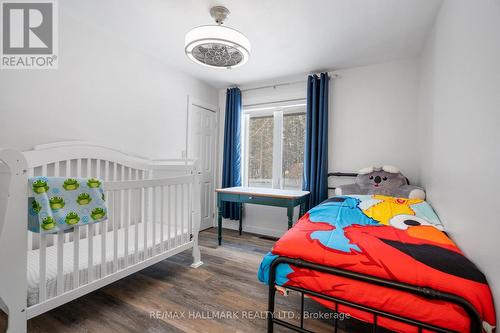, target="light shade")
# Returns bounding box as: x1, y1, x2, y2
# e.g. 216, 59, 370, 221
185, 25, 251, 69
